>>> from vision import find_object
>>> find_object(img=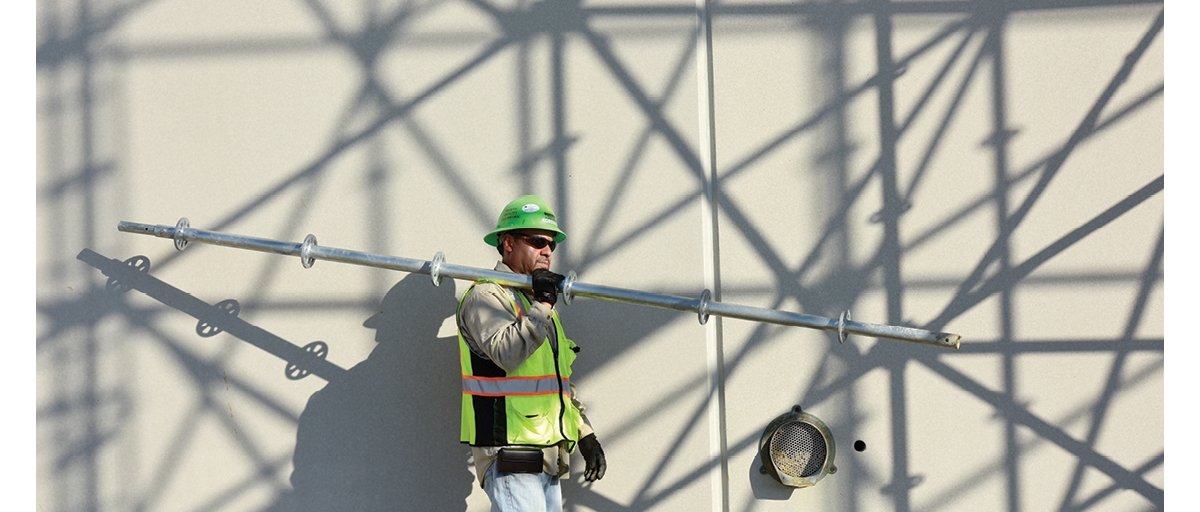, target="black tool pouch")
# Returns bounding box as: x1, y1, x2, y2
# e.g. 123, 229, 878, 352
496, 448, 543, 474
